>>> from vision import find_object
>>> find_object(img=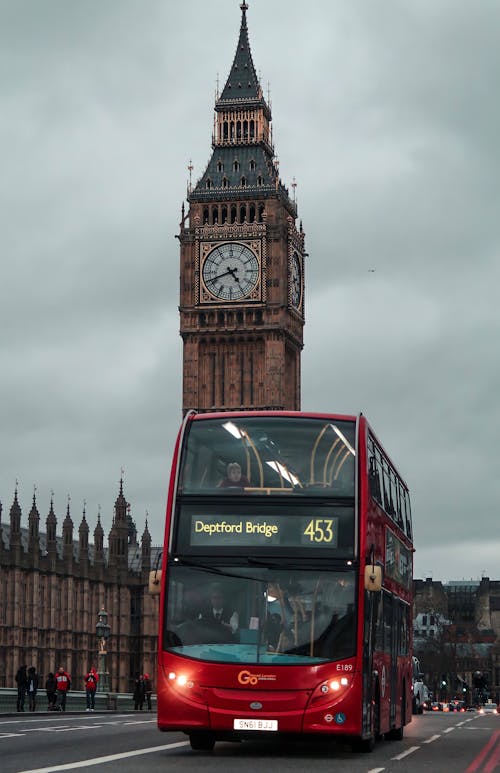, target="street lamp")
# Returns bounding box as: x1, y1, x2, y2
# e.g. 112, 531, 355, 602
96, 607, 111, 692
